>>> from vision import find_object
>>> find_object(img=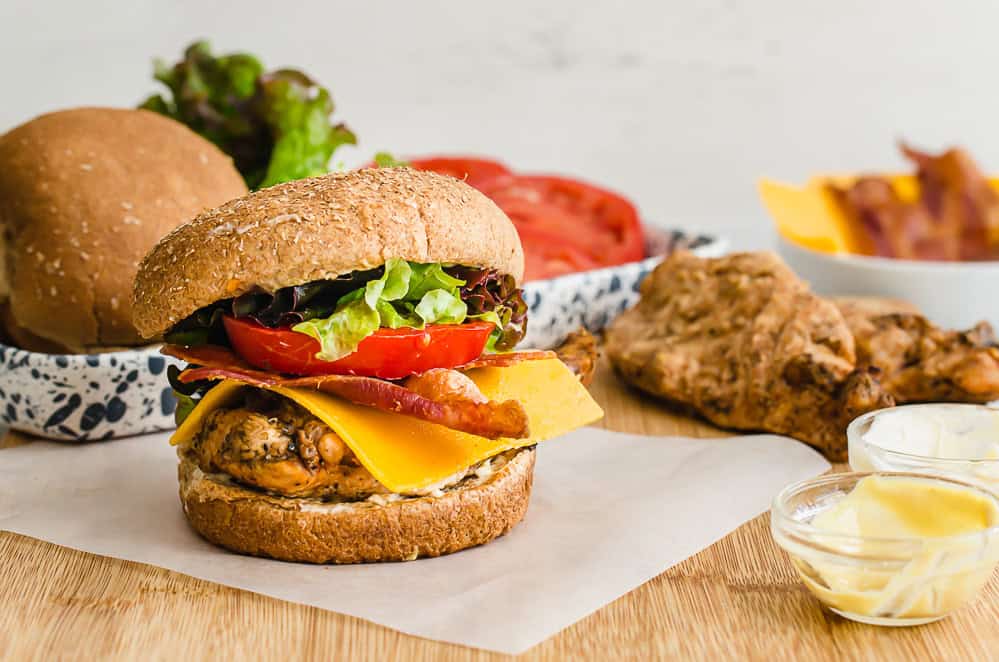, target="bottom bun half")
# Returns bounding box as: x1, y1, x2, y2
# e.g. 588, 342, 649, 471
178, 448, 535, 564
